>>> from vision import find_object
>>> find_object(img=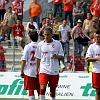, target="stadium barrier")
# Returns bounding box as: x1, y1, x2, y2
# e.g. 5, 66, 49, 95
0, 72, 95, 100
